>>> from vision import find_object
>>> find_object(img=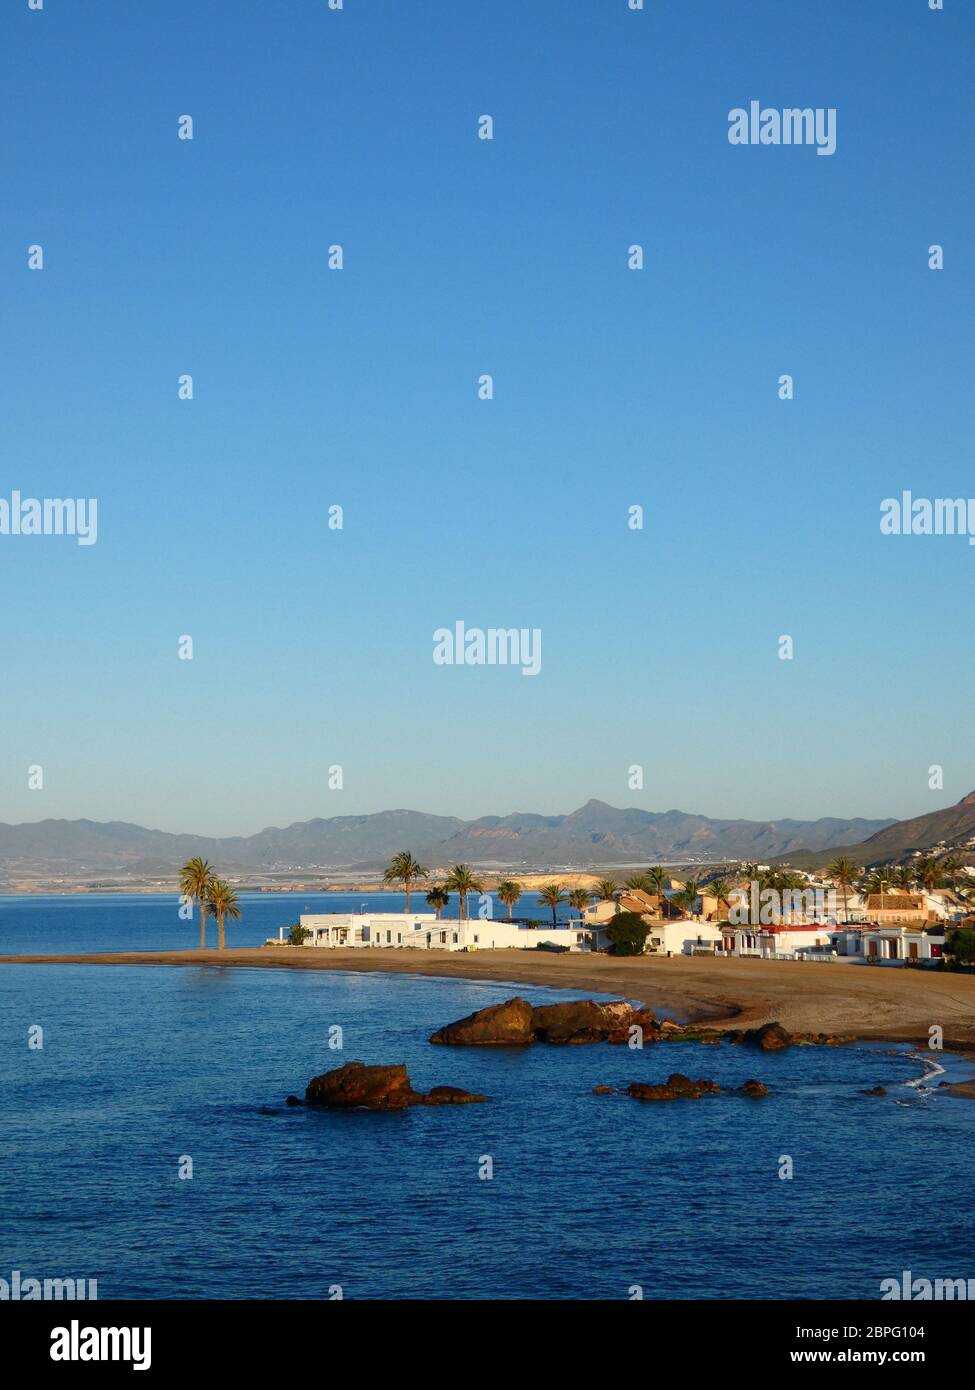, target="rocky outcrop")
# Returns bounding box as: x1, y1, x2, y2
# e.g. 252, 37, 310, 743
733, 1022, 792, 1051
430, 997, 535, 1045
626, 1072, 721, 1102
740, 1079, 769, 1098
530, 999, 657, 1044
430, 996, 657, 1046
304, 1061, 485, 1110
